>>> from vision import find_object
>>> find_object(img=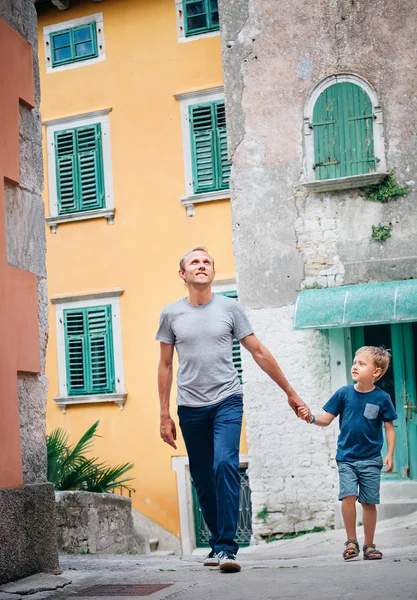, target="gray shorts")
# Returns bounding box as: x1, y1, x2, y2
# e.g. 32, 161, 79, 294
337, 456, 383, 504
